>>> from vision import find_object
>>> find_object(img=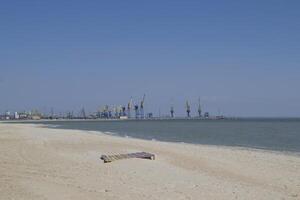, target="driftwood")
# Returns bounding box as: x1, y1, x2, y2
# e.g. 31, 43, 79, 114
101, 152, 155, 163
